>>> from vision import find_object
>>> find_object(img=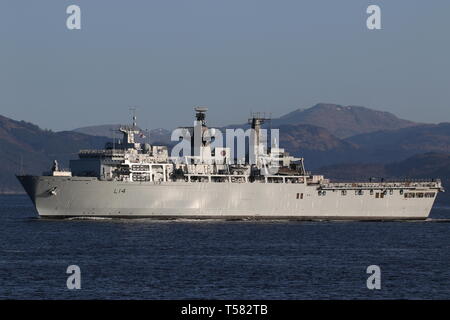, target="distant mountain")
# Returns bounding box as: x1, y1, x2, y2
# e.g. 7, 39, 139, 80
345, 123, 450, 163
316, 153, 450, 204
277, 123, 360, 168
279, 123, 354, 151
387, 152, 450, 180
272, 103, 419, 138
74, 124, 172, 145
73, 124, 122, 139
272, 121, 450, 168
0, 115, 109, 192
